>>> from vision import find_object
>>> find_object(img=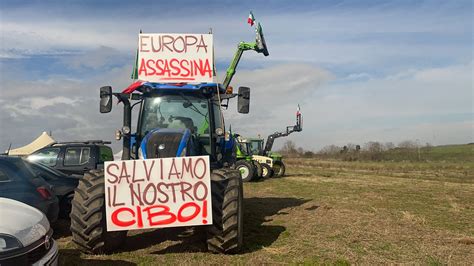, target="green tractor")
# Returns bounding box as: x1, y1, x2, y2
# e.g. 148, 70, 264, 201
237, 136, 273, 179
248, 106, 302, 177
70, 22, 269, 254
233, 134, 267, 182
